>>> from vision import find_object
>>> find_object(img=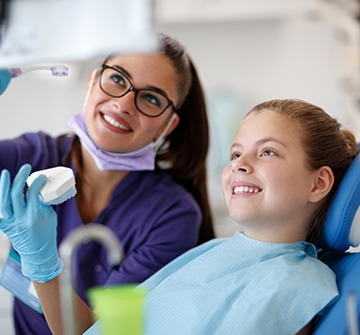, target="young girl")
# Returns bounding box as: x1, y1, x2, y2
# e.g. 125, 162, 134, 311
1, 99, 358, 334
0, 33, 214, 334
